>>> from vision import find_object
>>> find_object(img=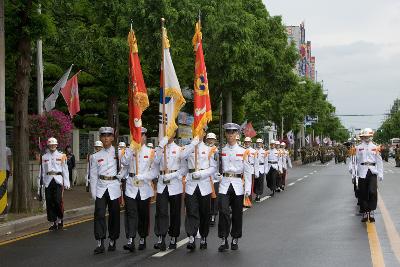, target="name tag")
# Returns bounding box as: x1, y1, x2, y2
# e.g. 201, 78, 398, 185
144, 156, 149, 158
202, 151, 206, 154
221, 153, 227, 157
358, 148, 364, 151
56, 158, 62, 161
236, 154, 243, 157
172, 151, 176, 154
44, 159, 49, 163
98, 159, 104, 163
